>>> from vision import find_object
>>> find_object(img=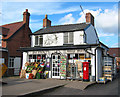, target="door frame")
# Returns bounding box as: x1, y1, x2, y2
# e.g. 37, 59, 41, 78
51, 53, 61, 79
